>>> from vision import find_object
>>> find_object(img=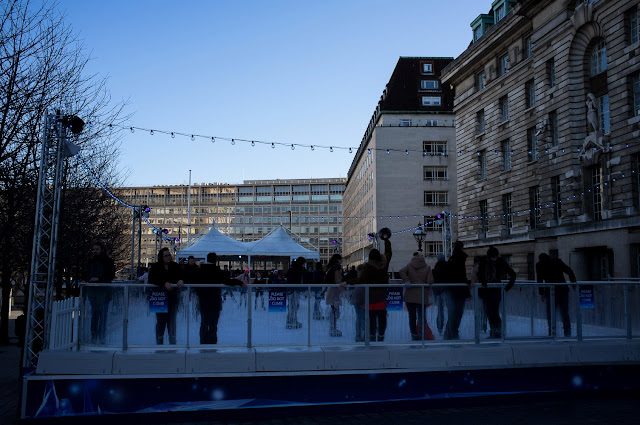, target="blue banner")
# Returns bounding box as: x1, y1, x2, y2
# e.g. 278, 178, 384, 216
149, 290, 168, 313
268, 289, 286, 312
579, 285, 594, 309
386, 288, 403, 311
